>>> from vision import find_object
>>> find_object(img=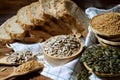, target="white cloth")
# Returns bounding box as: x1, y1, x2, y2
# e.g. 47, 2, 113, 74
10, 42, 80, 80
